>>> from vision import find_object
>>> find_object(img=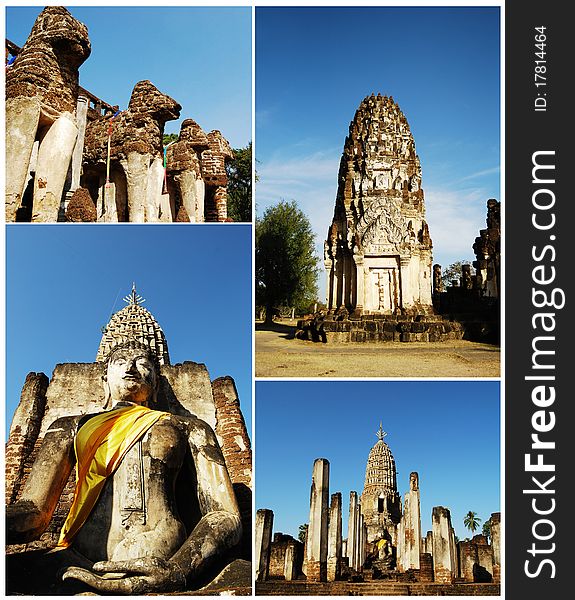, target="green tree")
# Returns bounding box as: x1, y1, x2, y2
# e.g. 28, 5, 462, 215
482, 519, 491, 542
162, 133, 179, 146
441, 260, 474, 288
463, 511, 482, 536
298, 524, 308, 544
256, 200, 319, 324
226, 143, 252, 222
